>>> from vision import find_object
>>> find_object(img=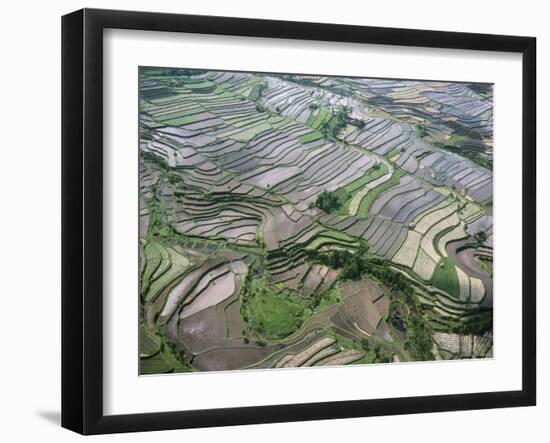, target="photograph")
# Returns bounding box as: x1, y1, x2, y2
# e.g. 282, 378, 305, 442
138, 67, 494, 374
0, 0, 543, 440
